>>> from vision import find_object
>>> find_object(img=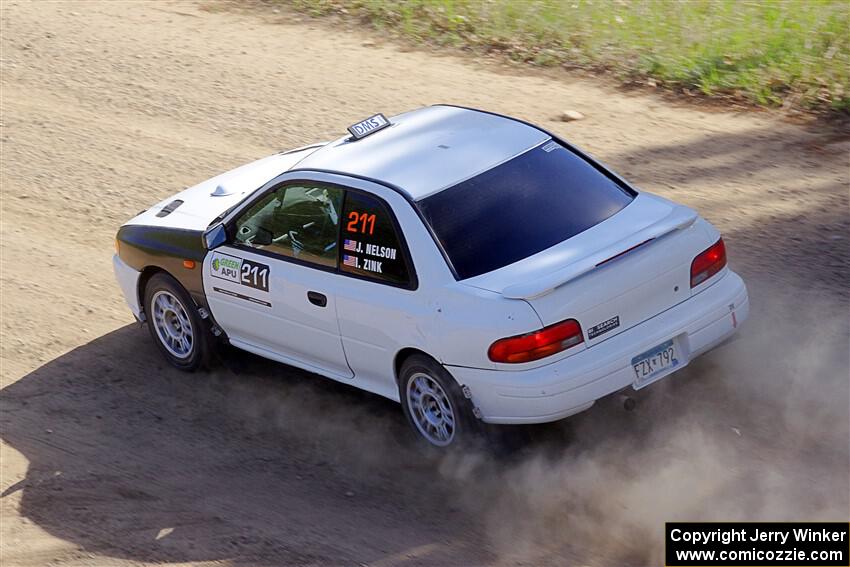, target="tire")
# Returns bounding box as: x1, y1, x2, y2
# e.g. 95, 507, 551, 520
398, 354, 478, 449
143, 272, 210, 371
